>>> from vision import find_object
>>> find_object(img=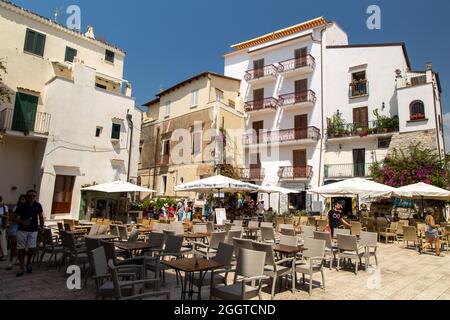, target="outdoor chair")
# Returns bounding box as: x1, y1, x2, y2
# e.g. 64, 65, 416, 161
248, 221, 259, 228
334, 228, 351, 237
206, 221, 214, 234
295, 238, 326, 296
146, 235, 184, 284
316, 219, 327, 232
252, 242, 295, 300
359, 231, 378, 269
118, 225, 129, 241
377, 220, 397, 243
314, 231, 337, 270
350, 222, 366, 237
299, 216, 309, 226
396, 220, 409, 240
402, 226, 421, 251
97, 224, 109, 235
60, 231, 89, 280
279, 235, 298, 247
307, 216, 317, 227
193, 231, 226, 259
232, 238, 253, 260
280, 228, 296, 236
233, 220, 243, 227
224, 229, 243, 245
193, 223, 208, 234
335, 234, 366, 275
110, 225, 120, 238
38, 228, 64, 269
211, 248, 268, 300
284, 217, 294, 225
260, 226, 278, 243
127, 229, 140, 242
192, 243, 235, 299
88, 224, 100, 236
300, 225, 316, 239
441, 226, 450, 253
275, 217, 285, 232
260, 222, 273, 228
